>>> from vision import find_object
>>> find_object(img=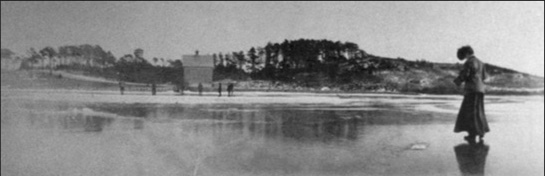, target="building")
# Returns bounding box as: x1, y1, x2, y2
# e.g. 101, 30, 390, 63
182, 53, 214, 88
